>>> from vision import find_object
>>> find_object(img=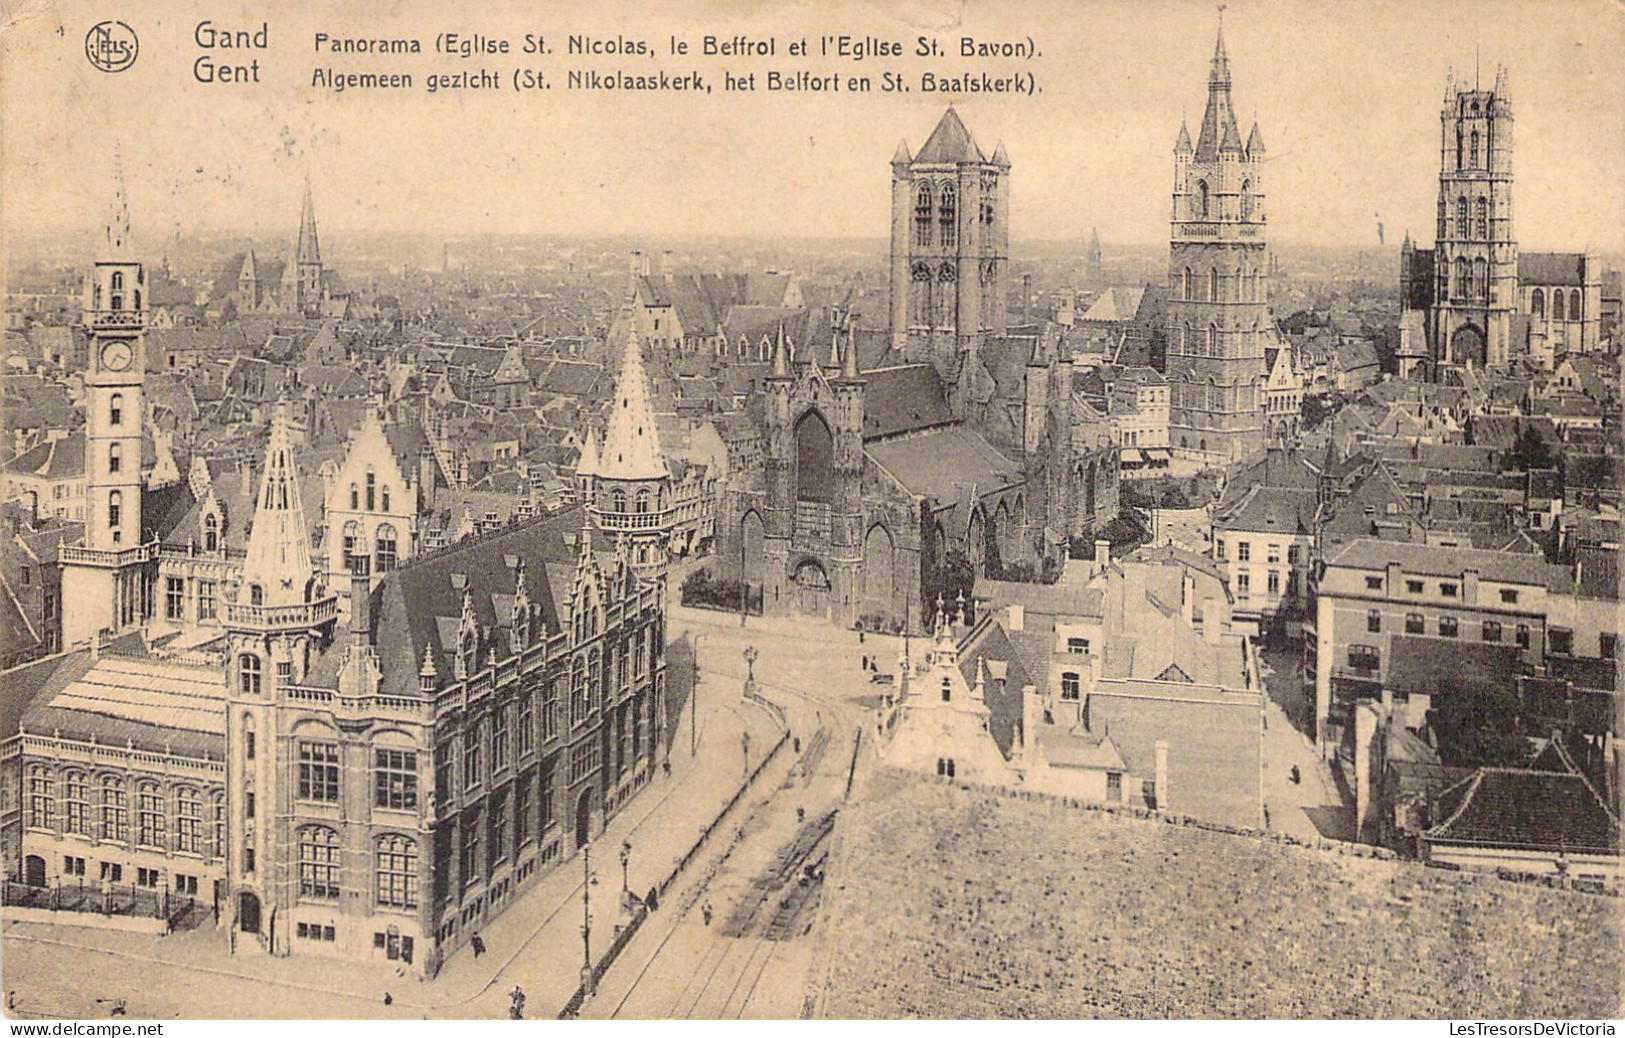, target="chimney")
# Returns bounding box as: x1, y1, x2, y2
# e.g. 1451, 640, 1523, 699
1154, 741, 1169, 812
1094, 538, 1111, 574
1006, 603, 1024, 632
1181, 571, 1196, 627
349, 556, 372, 647
1022, 274, 1033, 308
